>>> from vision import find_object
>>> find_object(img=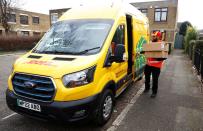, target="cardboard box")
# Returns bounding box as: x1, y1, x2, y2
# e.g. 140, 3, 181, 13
142, 42, 169, 58
144, 51, 168, 58
143, 42, 169, 52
